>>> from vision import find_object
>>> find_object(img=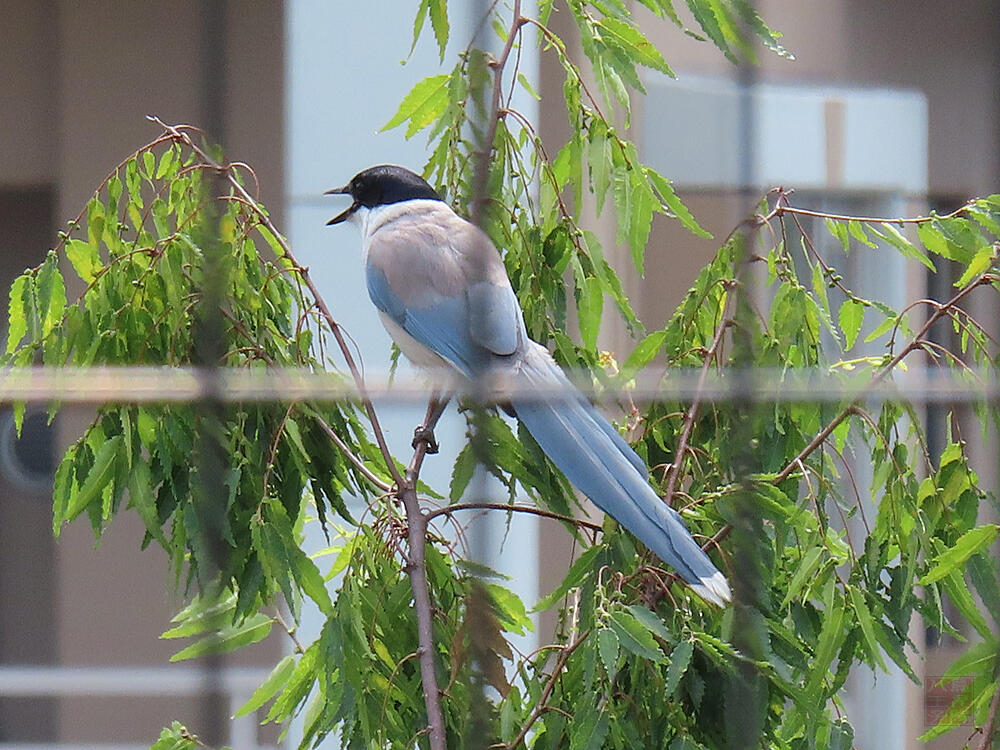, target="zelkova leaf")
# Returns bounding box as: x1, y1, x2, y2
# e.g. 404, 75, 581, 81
920, 525, 999, 585
577, 276, 604, 351
608, 609, 664, 662
645, 168, 712, 238
65, 239, 101, 283
619, 329, 667, 379
234, 654, 297, 718
954, 245, 996, 288
938, 638, 999, 685
838, 298, 865, 351
597, 627, 620, 674
664, 640, 693, 695
626, 604, 674, 642
169, 613, 274, 662
381, 74, 451, 138
36, 251, 66, 338
532, 545, 601, 612
6, 274, 29, 353
871, 223, 936, 271
62, 436, 123, 526
847, 586, 886, 671
595, 17, 675, 77
428, 0, 449, 61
